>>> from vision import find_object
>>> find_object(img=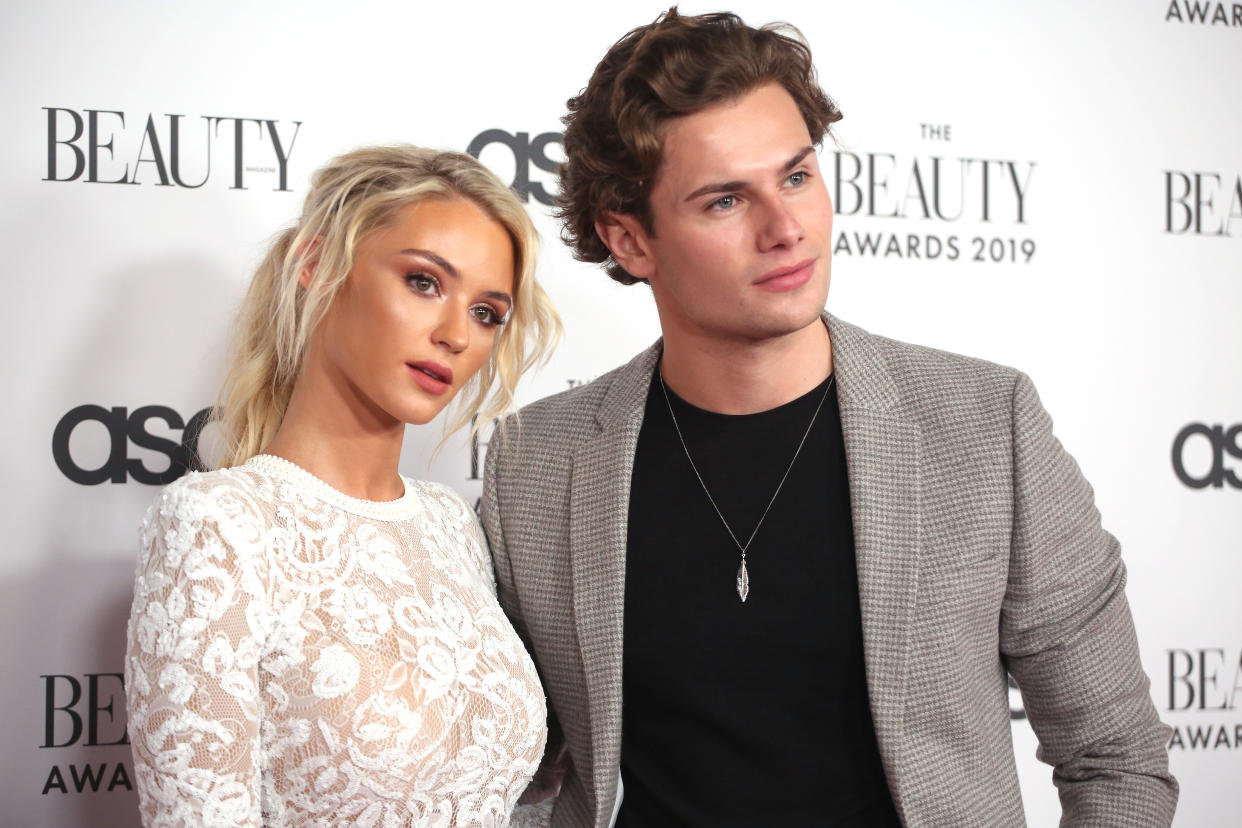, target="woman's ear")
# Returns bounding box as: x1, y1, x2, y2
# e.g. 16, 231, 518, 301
296, 235, 325, 288
594, 212, 655, 282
